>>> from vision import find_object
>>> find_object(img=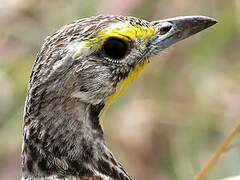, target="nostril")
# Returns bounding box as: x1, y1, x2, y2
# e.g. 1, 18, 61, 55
159, 24, 172, 35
